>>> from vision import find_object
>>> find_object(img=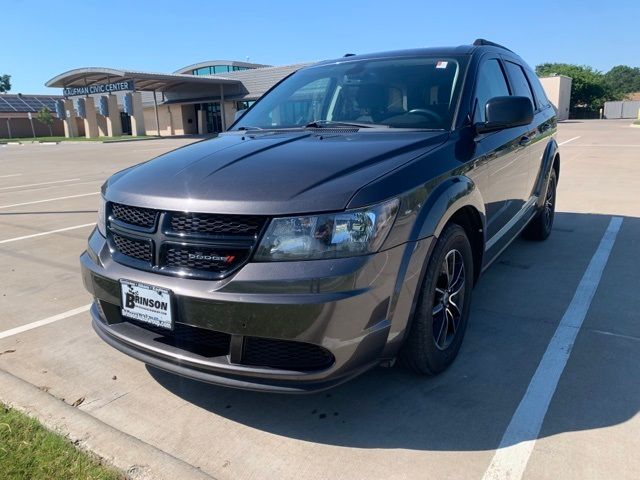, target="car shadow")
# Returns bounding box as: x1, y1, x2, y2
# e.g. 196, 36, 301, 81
147, 212, 639, 451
